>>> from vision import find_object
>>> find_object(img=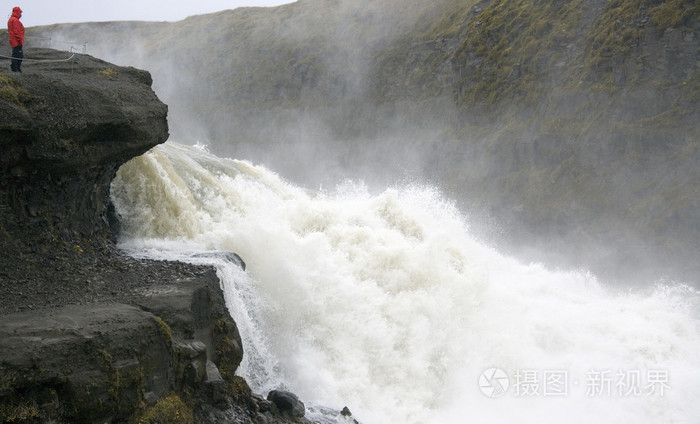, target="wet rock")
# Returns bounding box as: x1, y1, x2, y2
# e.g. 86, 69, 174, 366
194, 251, 247, 270
252, 393, 275, 413
205, 360, 229, 409
267, 390, 306, 418
341, 406, 360, 423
